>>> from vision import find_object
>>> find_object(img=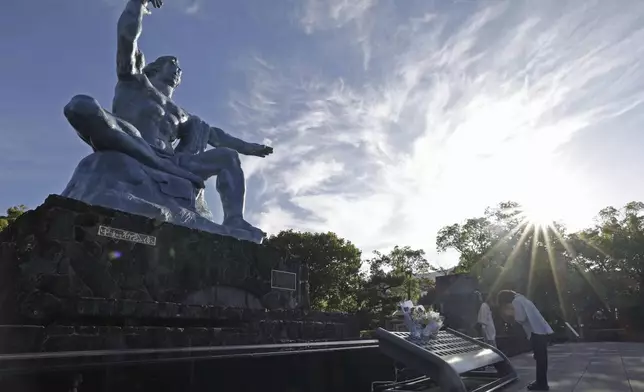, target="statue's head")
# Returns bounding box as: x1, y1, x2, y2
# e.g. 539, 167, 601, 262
142, 55, 182, 88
